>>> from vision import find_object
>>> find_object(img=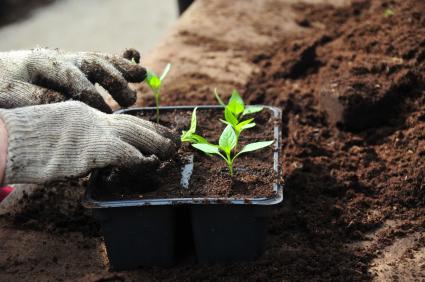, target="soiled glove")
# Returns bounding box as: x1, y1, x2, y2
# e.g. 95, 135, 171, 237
0, 48, 146, 113
0, 101, 177, 184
